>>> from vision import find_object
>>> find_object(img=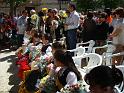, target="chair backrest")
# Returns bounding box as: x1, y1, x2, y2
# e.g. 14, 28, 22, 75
108, 52, 124, 58
73, 53, 102, 69
92, 44, 116, 66
77, 40, 95, 53
85, 53, 102, 67
68, 46, 86, 56
92, 45, 107, 53
105, 52, 124, 66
